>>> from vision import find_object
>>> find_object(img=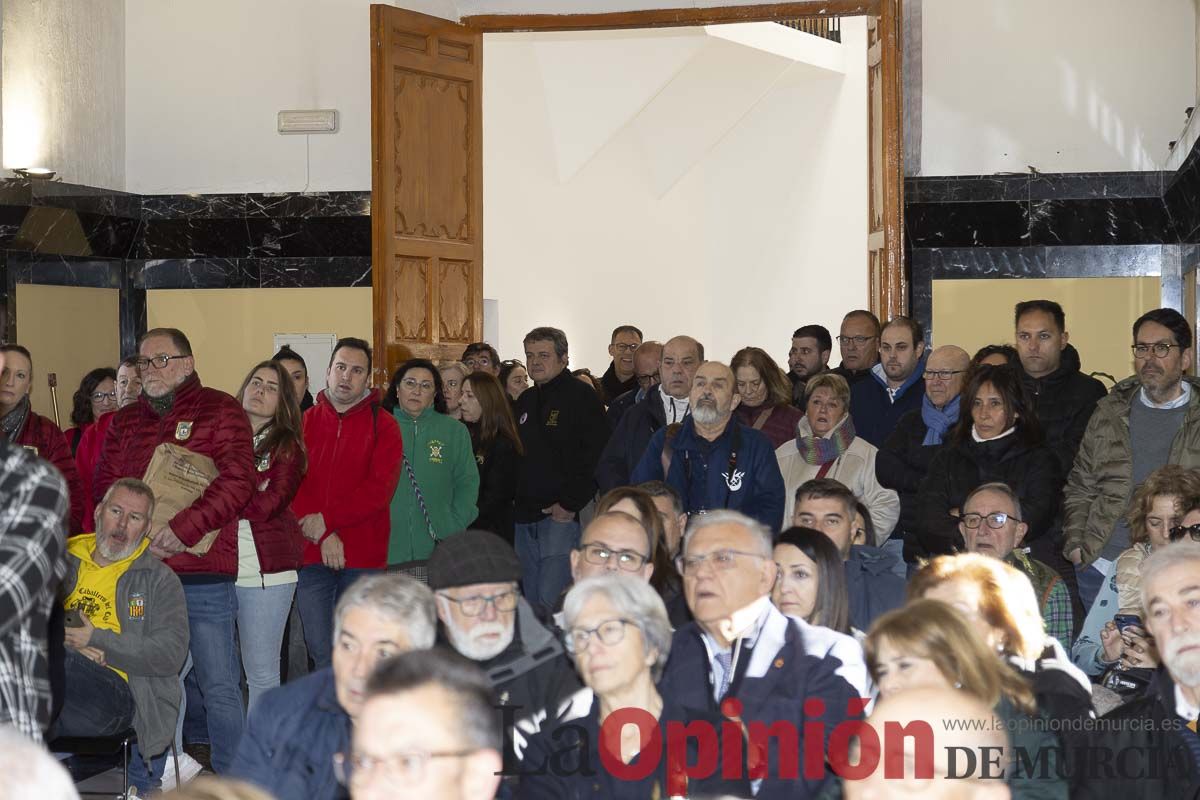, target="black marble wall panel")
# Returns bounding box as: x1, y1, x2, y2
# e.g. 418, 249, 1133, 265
1165, 145, 1200, 243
